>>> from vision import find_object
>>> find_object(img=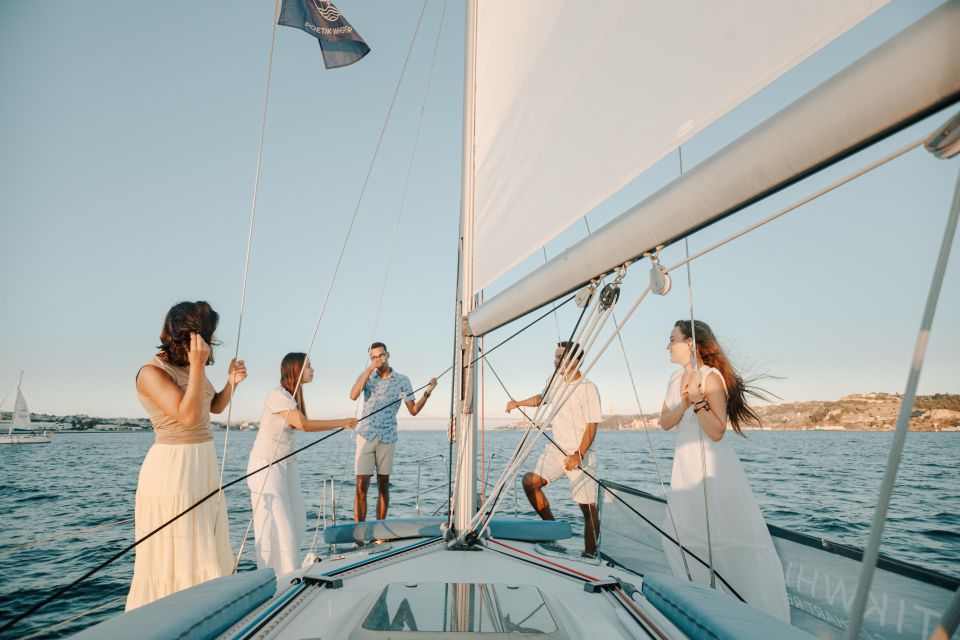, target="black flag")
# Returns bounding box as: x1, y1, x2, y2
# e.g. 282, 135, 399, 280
278, 0, 370, 69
